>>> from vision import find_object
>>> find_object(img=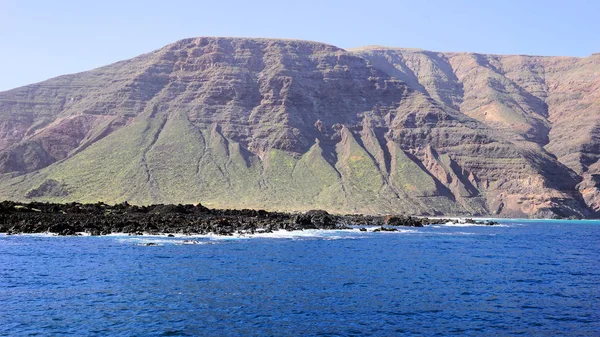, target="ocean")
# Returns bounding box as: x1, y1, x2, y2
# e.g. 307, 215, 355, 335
1, 219, 598, 336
